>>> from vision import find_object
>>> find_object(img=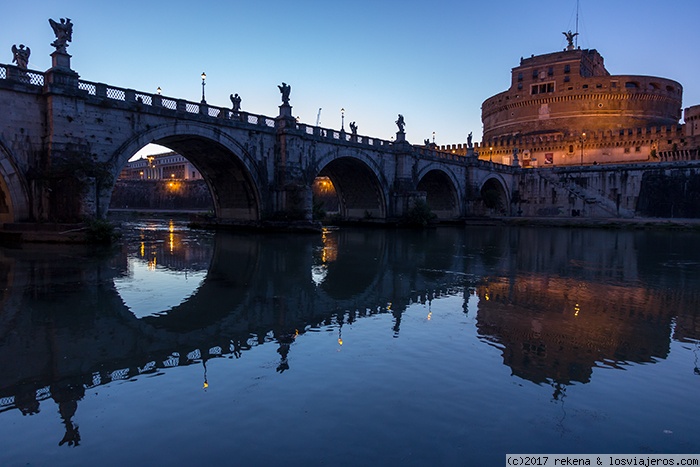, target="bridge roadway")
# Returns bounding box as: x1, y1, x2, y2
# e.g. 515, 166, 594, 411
0, 55, 515, 227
